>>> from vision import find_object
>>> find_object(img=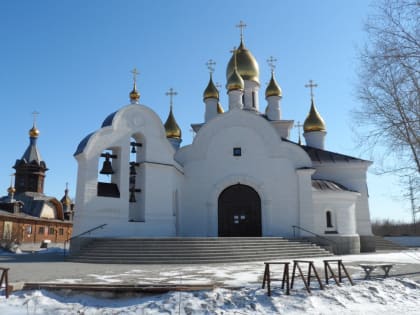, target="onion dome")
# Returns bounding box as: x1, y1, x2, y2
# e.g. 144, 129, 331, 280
29, 125, 40, 138
227, 66, 244, 91
60, 185, 72, 207
164, 107, 182, 139
265, 71, 282, 98
217, 102, 224, 114
303, 99, 326, 132
129, 82, 140, 103
226, 40, 260, 84
7, 186, 16, 194
203, 73, 219, 100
